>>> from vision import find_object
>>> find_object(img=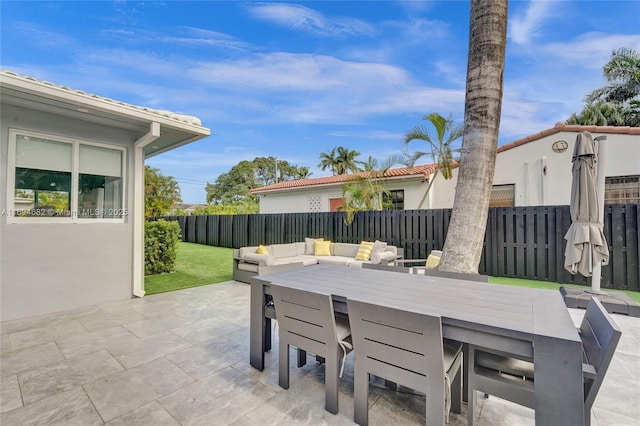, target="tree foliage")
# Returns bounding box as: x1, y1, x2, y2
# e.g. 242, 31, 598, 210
318, 146, 363, 175
340, 172, 392, 225
205, 156, 310, 206
145, 166, 181, 217
569, 48, 640, 126
404, 112, 464, 209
